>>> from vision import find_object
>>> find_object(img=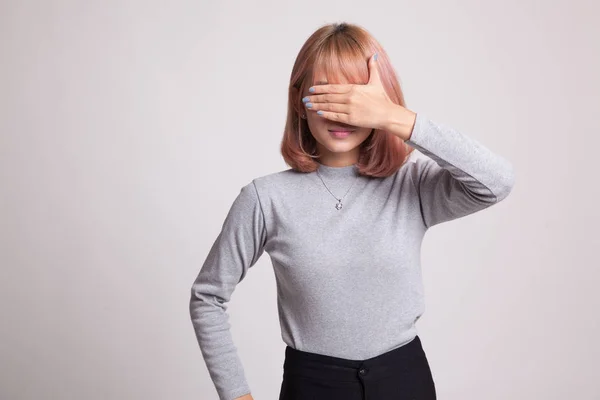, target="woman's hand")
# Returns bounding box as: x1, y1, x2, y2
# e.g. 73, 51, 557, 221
302, 53, 416, 141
